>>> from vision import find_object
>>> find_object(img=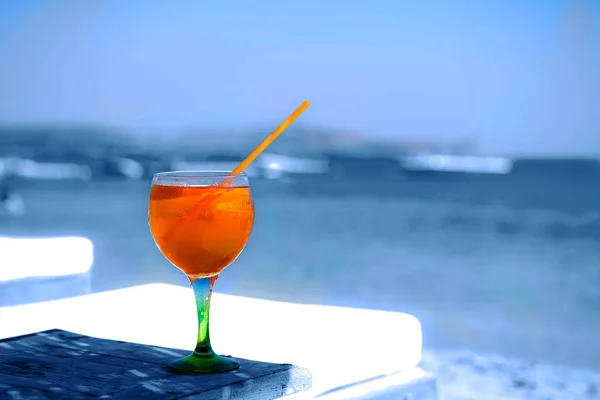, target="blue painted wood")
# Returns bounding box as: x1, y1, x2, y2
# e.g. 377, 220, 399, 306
0, 330, 312, 399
